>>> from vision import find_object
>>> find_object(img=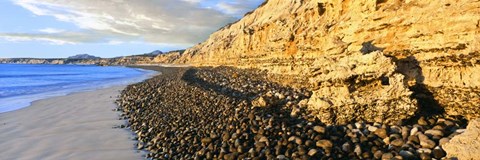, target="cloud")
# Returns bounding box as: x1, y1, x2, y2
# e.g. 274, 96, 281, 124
9, 0, 256, 44
39, 28, 65, 34
182, 0, 203, 4
0, 32, 106, 45
215, 0, 264, 17
8, 0, 263, 46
